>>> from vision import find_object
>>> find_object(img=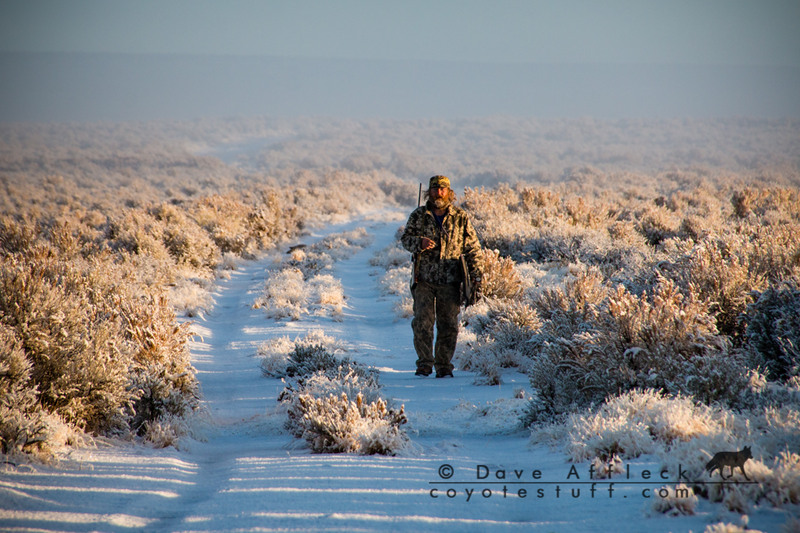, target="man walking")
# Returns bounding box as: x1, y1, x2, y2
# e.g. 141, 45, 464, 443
401, 175, 483, 378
